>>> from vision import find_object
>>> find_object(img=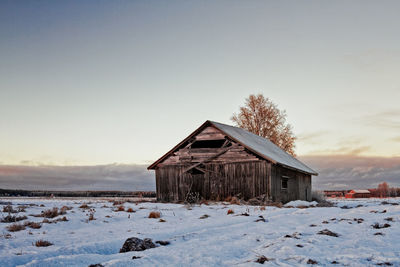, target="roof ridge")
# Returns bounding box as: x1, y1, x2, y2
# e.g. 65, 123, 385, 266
208, 120, 317, 175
